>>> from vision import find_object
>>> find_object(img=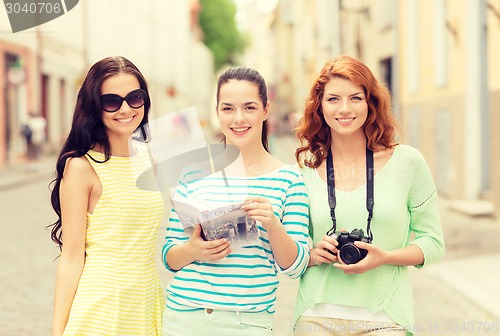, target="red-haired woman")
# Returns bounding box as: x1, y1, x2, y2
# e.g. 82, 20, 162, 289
292, 55, 444, 335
